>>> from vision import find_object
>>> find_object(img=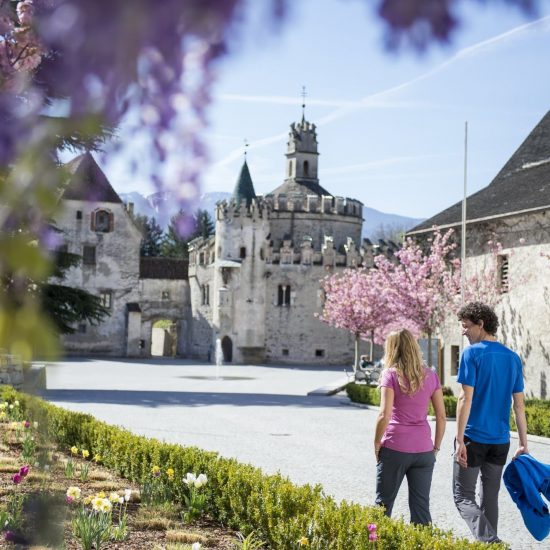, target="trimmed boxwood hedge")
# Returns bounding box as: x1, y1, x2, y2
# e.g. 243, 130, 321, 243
1, 385, 503, 549
347, 383, 550, 438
